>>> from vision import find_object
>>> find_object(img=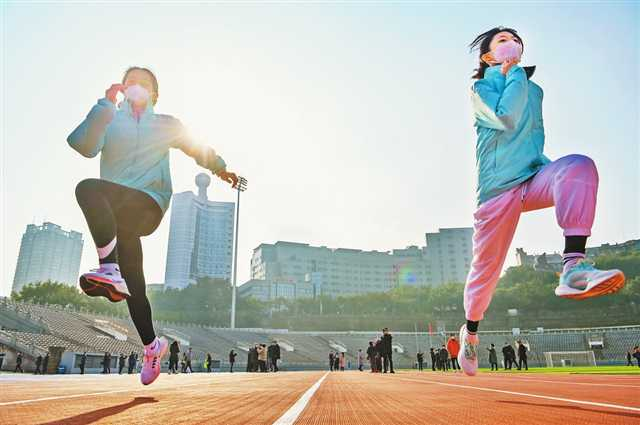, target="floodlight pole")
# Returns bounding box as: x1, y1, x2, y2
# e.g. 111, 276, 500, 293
230, 177, 247, 329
